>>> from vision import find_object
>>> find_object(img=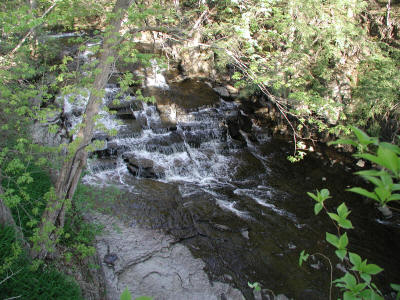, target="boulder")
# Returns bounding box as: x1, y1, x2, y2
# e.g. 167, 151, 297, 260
213, 86, 230, 99
123, 154, 164, 178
